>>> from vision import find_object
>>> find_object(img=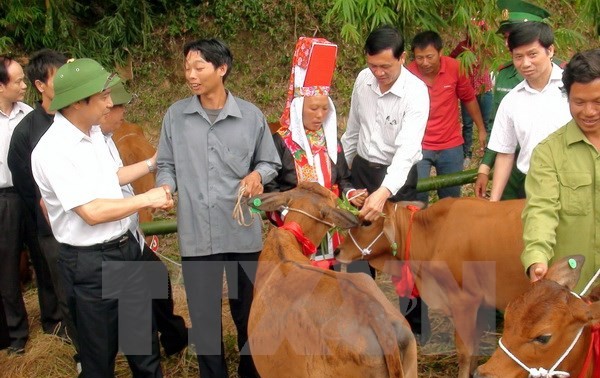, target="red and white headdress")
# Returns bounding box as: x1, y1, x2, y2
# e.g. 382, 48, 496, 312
279, 37, 338, 165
